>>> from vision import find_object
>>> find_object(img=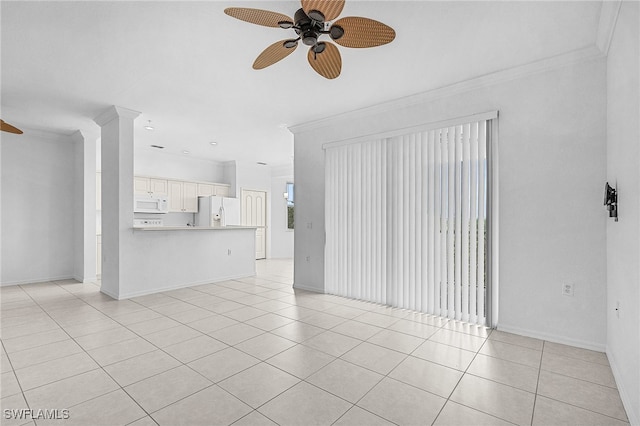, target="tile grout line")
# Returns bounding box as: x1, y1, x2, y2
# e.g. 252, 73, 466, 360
428, 328, 493, 426
12, 282, 160, 426
530, 339, 545, 425
4, 272, 625, 426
